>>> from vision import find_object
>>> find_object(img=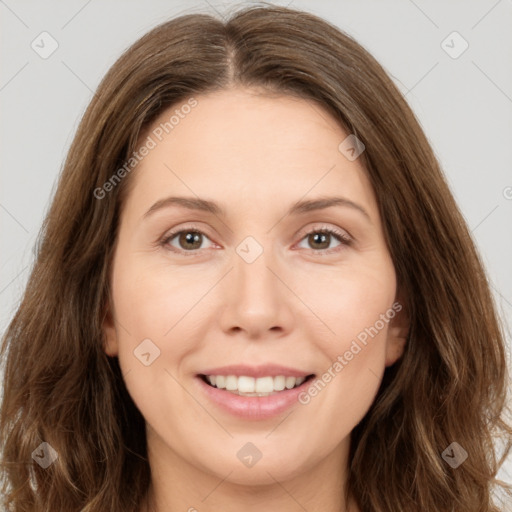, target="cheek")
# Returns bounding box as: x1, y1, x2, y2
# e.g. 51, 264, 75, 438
297, 256, 396, 422
295, 254, 397, 347
109, 259, 198, 424
112, 256, 209, 339
295, 252, 396, 408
